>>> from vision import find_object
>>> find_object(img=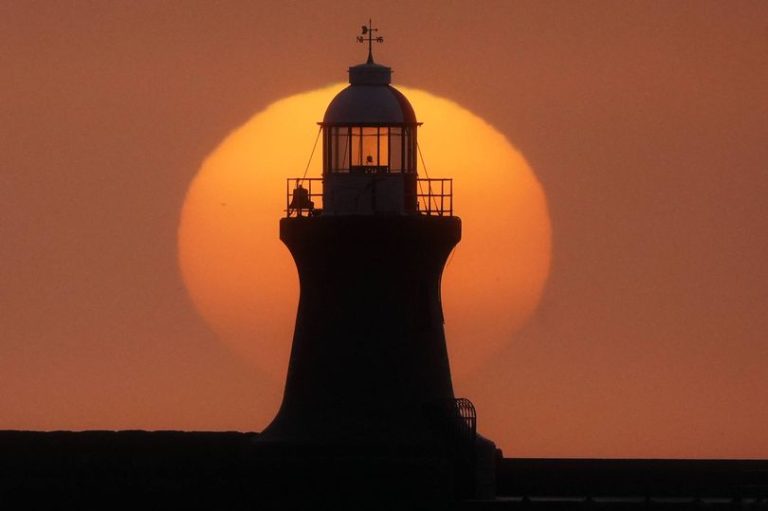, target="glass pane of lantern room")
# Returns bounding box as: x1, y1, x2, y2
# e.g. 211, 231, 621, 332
403, 127, 412, 173
333, 127, 350, 172
389, 127, 402, 172
351, 127, 362, 167
378, 128, 389, 168
408, 126, 417, 172
361, 127, 378, 167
